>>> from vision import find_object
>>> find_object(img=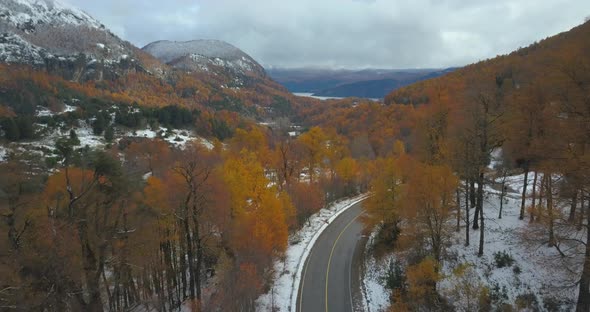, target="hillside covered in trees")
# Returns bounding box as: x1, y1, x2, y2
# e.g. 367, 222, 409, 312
1, 0, 590, 311
292, 19, 590, 311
